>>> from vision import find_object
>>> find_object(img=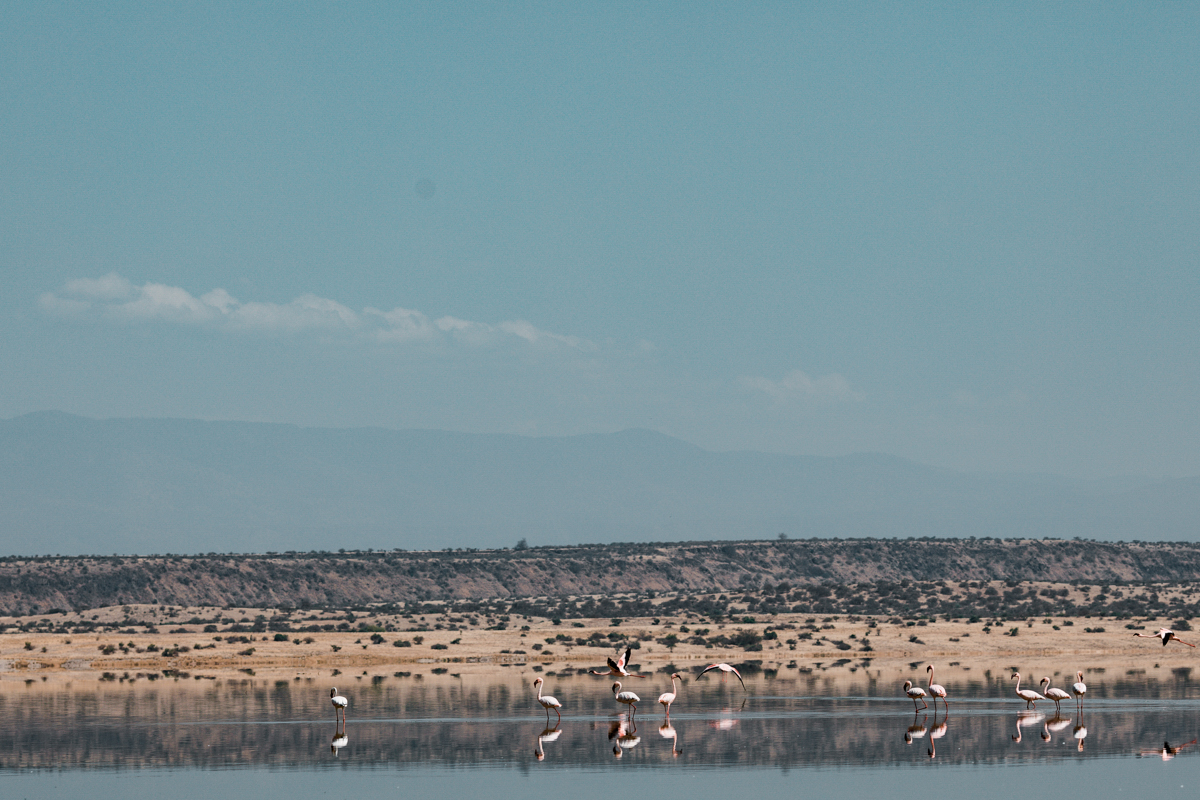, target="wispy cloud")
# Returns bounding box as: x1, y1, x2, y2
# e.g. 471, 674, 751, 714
39, 274, 593, 351
739, 368, 865, 405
